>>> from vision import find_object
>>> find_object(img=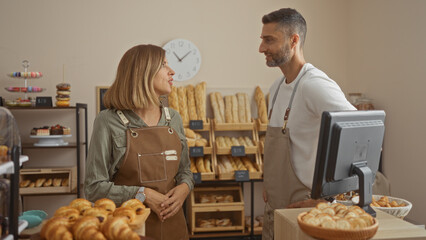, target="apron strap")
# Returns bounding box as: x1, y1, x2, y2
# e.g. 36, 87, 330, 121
164, 107, 172, 125
116, 110, 139, 137
269, 67, 313, 134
